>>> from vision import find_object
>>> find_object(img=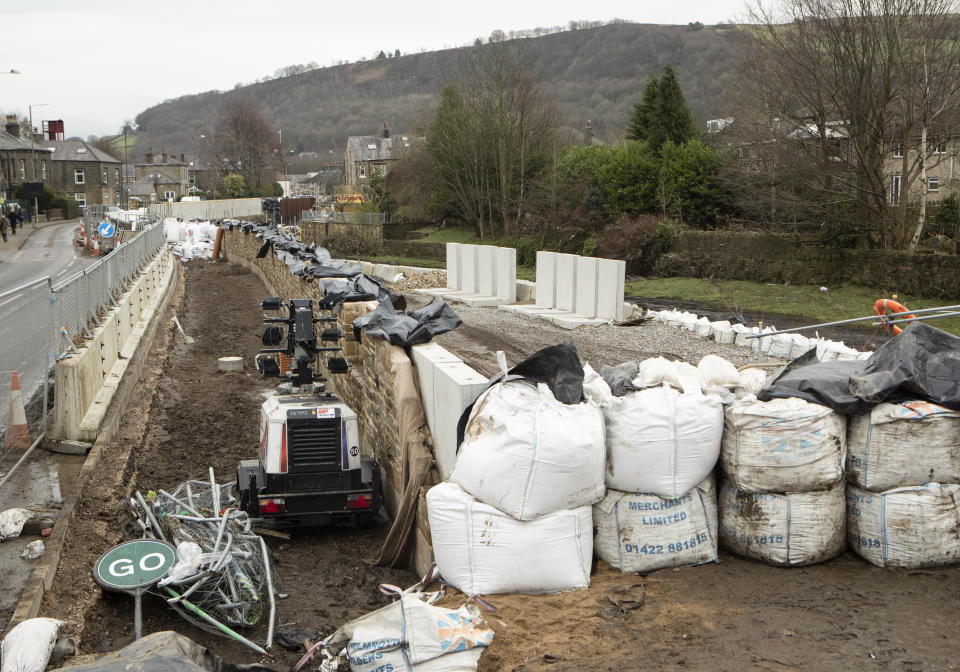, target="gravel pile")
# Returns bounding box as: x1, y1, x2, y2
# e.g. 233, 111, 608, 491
389, 270, 447, 294
400, 293, 785, 378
